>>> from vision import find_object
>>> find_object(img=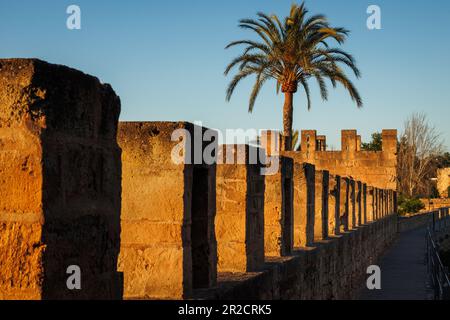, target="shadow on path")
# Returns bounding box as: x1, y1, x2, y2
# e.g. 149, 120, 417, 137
359, 227, 433, 300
